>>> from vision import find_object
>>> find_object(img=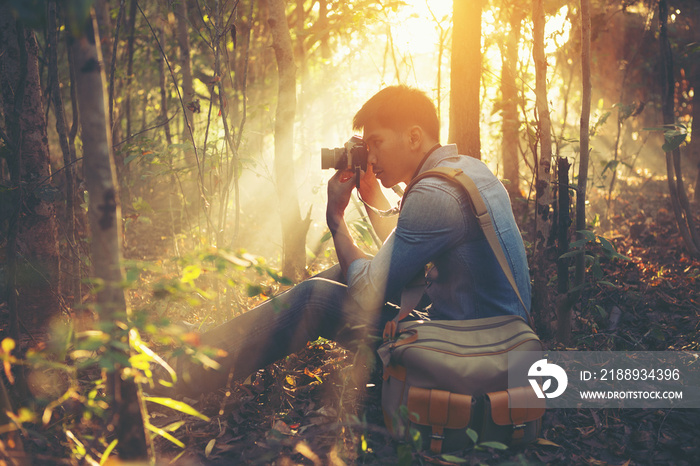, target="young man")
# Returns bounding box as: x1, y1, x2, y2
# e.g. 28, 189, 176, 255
164, 86, 530, 396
